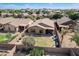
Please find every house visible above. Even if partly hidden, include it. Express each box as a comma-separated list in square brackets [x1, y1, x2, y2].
[4, 18, 33, 32]
[0, 17, 14, 31]
[31, 13, 37, 17]
[56, 16, 74, 29]
[0, 18, 33, 32]
[22, 13, 29, 18]
[27, 18, 59, 35]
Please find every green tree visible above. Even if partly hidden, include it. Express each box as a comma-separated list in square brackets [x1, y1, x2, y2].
[42, 10, 49, 14]
[36, 10, 41, 14]
[52, 13, 63, 19]
[14, 10, 22, 14]
[22, 37, 35, 46]
[65, 10, 75, 16]
[30, 48, 45, 56]
[27, 10, 33, 15]
[65, 10, 79, 23]
[68, 13, 79, 32]
[68, 13, 79, 22]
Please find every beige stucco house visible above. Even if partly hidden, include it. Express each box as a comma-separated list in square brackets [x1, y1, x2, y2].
[27, 18, 58, 35]
[5, 18, 33, 32]
[0, 18, 14, 31]
[56, 16, 74, 29]
[0, 18, 33, 32]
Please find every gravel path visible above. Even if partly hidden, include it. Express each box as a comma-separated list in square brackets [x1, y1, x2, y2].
[61, 32, 79, 48]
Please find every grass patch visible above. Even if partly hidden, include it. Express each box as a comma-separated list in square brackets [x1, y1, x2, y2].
[72, 33, 79, 46]
[33, 37, 55, 47]
[0, 33, 15, 43]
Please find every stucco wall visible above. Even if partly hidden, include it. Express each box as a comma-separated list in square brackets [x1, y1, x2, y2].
[4, 24, 16, 32]
[16, 45, 79, 56]
[28, 26, 45, 34]
[7, 46, 16, 56]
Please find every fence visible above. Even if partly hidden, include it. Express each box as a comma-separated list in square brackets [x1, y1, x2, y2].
[0, 44, 79, 56]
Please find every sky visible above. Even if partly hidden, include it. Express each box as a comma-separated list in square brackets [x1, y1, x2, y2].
[0, 3, 79, 9]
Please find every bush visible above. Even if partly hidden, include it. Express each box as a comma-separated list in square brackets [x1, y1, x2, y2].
[30, 48, 45, 56]
[72, 33, 79, 45]
[22, 37, 35, 46]
[52, 13, 63, 19]
[6, 33, 12, 39]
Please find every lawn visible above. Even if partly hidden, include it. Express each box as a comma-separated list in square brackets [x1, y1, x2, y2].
[0, 35, 8, 42]
[0, 33, 15, 43]
[33, 37, 55, 47]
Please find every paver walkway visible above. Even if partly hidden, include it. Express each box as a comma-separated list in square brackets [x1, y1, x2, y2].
[61, 32, 79, 48]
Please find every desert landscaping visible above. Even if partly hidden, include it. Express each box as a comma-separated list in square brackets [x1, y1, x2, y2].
[0, 8, 79, 56]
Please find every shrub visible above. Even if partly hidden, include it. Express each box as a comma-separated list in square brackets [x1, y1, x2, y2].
[30, 48, 45, 56]
[72, 33, 79, 45]
[6, 33, 12, 39]
[52, 13, 63, 19]
[22, 37, 35, 46]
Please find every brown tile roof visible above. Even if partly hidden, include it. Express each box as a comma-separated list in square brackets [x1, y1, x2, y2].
[29, 18, 55, 29]
[0, 17, 33, 27]
[56, 16, 71, 25]
[9, 18, 33, 27]
[22, 13, 29, 16]
[0, 17, 15, 24]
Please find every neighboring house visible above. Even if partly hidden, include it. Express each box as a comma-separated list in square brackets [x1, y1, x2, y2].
[56, 16, 74, 28]
[4, 18, 33, 32]
[31, 13, 37, 17]
[27, 18, 59, 35]
[0, 18, 33, 32]
[22, 13, 29, 18]
[0, 17, 14, 31]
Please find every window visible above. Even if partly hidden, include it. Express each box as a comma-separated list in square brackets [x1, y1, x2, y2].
[39, 30, 43, 34]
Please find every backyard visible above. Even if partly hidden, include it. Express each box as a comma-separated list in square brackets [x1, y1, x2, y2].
[22, 36, 55, 47]
[0, 33, 16, 43]
[33, 37, 55, 47]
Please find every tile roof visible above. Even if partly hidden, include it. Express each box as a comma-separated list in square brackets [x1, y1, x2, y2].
[29, 18, 55, 29]
[0, 17, 33, 27]
[56, 16, 71, 25]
